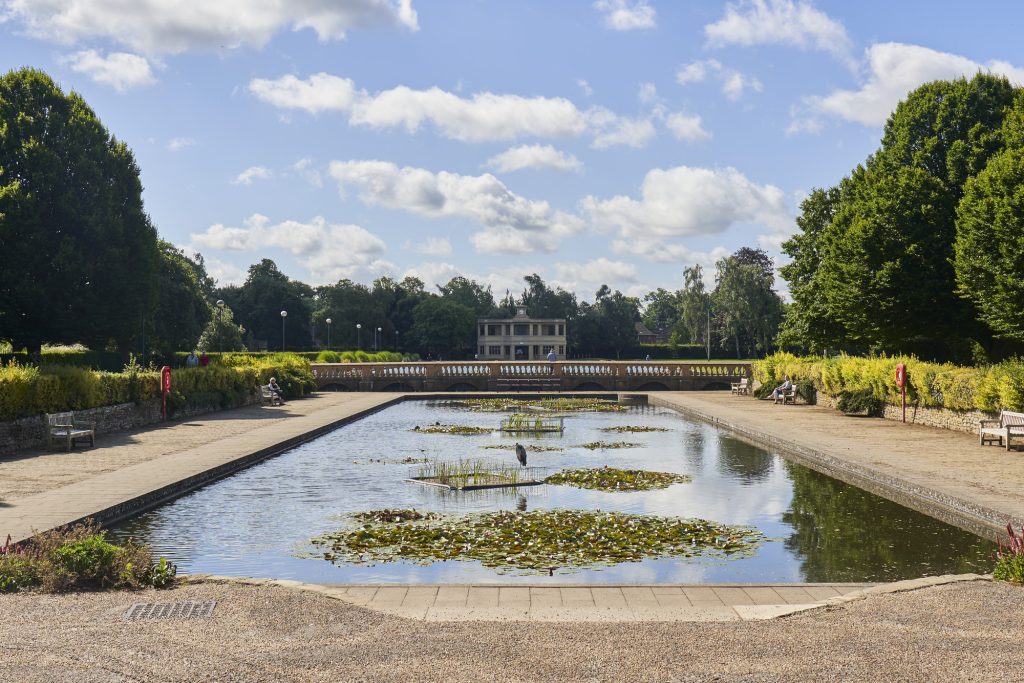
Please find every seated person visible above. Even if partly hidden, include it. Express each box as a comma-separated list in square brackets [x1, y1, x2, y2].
[771, 376, 793, 401]
[267, 377, 285, 403]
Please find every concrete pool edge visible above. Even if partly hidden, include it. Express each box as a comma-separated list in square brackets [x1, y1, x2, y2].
[648, 394, 1020, 541]
[179, 573, 988, 622]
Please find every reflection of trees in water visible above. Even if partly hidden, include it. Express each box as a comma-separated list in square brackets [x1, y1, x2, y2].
[716, 437, 775, 483]
[682, 429, 706, 468]
[782, 462, 995, 582]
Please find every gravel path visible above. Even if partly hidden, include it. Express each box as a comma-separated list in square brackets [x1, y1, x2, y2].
[2, 580, 1022, 682]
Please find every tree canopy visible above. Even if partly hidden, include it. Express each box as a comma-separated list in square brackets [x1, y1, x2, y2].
[0, 67, 159, 355]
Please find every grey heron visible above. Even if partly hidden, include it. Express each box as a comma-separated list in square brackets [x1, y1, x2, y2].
[515, 442, 527, 467]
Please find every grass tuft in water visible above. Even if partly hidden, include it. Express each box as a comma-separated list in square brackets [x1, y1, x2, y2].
[577, 440, 643, 450]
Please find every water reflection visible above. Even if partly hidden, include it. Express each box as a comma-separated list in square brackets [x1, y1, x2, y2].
[781, 462, 994, 581]
[716, 437, 775, 484]
[110, 400, 995, 584]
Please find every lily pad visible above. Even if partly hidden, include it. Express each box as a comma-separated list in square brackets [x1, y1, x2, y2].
[600, 425, 670, 433]
[577, 440, 643, 450]
[545, 467, 691, 491]
[311, 509, 764, 574]
[353, 509, 437, 523]
[415, 424, 492, 435]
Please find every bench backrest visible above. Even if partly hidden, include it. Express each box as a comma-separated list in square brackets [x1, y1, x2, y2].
[1000, 410, 1024, 426]
[739, 378, 748, 387]
[259, 386, 273, 397]
[47, 412, 73, 427]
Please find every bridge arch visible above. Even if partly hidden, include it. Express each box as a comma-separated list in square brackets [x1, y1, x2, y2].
[445, 382, 480, 392]
[573, 381, 607, 391]
[381, 382, 415, 392]
[636, 381, 670, 391]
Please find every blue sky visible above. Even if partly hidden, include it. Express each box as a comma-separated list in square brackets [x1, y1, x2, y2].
[3, 0, 1023, 300]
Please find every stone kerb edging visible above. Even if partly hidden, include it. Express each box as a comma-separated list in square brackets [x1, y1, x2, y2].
[181, 573, 989, 622]
[648, 396, 1020, 540]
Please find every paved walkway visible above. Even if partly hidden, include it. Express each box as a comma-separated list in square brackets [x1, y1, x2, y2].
[652, 392, 1024, 538]
[210, 577, 890, 622]
[0, 393, 400, 544]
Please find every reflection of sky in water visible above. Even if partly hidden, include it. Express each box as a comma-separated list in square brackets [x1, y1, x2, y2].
[111, 401, 995, 584]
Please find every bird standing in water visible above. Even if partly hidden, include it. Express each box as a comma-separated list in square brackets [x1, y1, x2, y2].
[515, 442, 527, 467]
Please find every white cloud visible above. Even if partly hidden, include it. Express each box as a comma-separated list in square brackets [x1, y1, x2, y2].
[594, 0, 656, 31]
[588, 108, 656, 148]
[190, 213, 386, 283]
[409, 237, 453, 256]
[638, 82, 658, 104]
[705, 0, 854, 68]
[801, 43, 1024, 128]
[402, 261, 531, 296]
[582, 165, 791, 238]
[553, 258, 637, 291]
[577, 79, 593, 97]
[249, 73, 357, 114]
[664, 112, 711, 142]
[231, 165, 272, 186]
[611, 239, 731, 266]
[485, 144, 583, 173]
[4, 0, 418, 54]
[676, 59, 763, 100]
[250, 72, 656, 147]
[329, 160, 583, 254]
[61, 49, 155, 91]
[292, 158, 323, 188]
[166, 137, 195, 151]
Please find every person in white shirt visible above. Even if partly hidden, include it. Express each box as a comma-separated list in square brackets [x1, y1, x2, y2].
[771, 375, 792, 401]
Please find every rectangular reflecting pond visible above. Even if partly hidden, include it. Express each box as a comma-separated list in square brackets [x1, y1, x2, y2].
[110, 400, 995, 584]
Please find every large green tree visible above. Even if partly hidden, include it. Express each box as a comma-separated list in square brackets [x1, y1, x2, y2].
[408, 296, 476, 358]
[677, 265, 710, 346]
[780, 73, 1017, 360]
[150, 241, 212, 356]
[216, 259, 313, 350]
[0, 68, 159, 354]
[713, 250, 783, 358]
[954, 145, 1024, 342]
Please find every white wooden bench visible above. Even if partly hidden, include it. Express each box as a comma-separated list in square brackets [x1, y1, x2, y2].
[730, 378, 749, 395]
[258, 385, 282, 406]
[774, 386, 797, 405]
[47, 412, 96, 452]
[979, 410, 1024, 450]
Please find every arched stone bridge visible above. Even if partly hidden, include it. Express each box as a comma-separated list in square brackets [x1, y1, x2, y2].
[312, 361, 751, 393]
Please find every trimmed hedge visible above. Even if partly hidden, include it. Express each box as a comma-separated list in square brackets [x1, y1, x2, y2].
[0, 355, 316, 421]
[0, 350, 124, 371]
[753, 352, 1024, 413]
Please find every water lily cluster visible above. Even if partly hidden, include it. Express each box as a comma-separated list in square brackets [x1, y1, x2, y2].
[577, 441, 642, 450]
[312, 509, 764, 574]
[600, 425, 670, 433]
[415, 424, 492, 435]
[545, 467, 691, 491]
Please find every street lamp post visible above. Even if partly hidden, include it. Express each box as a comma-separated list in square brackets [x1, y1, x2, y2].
[375, 326, 381, 352]
[356, 323, 362, 350]
[280, 310, 288, 351]
[395, 329, 399, 352]
[326, 318, 332, 350]
[216, 300, 225, 354]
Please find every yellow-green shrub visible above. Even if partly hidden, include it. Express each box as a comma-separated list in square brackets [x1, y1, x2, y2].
[753, 353, 1024, 413]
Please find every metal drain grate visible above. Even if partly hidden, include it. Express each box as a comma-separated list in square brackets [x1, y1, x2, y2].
[124, 600, 217, 621]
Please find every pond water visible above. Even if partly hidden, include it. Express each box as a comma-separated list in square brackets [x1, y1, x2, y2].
[110, 400, 996, 584]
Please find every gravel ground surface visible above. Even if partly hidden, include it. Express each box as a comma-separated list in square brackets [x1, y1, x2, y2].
[2, 580, 1022, 682]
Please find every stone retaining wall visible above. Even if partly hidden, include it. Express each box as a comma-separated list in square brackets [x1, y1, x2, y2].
[816, 394, 989, 435]
[0, 396, 258, 456]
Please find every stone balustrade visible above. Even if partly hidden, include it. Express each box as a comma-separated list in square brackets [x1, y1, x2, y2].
[311, 361, 750, 392]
